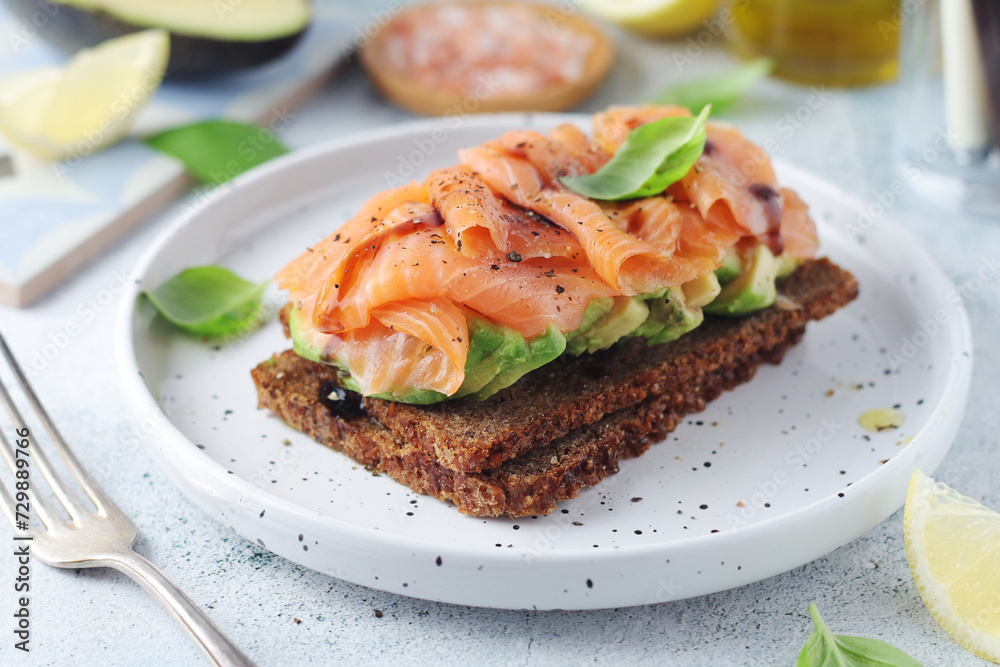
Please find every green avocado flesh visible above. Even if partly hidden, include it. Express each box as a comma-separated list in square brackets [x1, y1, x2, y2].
[714, 248, 742, 285]
[3, 0, 311, 76]
[290, 243, 799, 404]
[704, 244, 779, 316]
[457, 322, 566, 401]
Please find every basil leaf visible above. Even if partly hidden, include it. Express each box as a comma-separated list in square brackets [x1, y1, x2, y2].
[797, 603, 923, 667]
[560, 105, 710, 201]
[145, 120, 288, 185]
[144, 266, 268, 338]
[652, 57, 773, 115]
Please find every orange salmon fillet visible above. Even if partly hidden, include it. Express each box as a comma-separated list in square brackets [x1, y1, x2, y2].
[276, 106, 820, 399]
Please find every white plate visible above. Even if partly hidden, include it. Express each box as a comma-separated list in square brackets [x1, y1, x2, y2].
[117, 115, 973, 610]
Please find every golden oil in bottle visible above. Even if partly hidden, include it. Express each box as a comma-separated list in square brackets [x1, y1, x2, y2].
[724, 0, 901, 87]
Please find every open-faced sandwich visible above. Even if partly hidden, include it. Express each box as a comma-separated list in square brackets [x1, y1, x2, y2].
[252, 105, 859, 517]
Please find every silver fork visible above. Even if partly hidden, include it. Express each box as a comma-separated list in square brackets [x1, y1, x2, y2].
[0, 332, 256, 666]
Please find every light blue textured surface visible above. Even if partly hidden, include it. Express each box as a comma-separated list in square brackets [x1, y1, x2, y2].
[1, 4, 998, 666]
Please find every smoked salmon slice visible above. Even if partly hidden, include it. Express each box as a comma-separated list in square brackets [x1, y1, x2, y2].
[460, 140, 704, 293]
[778, 187, 820, 260]
[592, 104, 692, 153]
[594, 106, 792, 255]
[276, 106, 820, 402]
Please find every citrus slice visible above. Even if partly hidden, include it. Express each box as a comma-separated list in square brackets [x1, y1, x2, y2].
[904, 468, 1000, 663]
[0, 29, 170, 161]
[579, 0, 721, 37]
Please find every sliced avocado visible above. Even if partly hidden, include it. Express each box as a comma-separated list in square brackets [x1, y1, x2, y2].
[564, 297, 614, 356]
[452, 318, 528, 398]
[565, 296, 647, 356]
[465, 324, 566, 402]
[288, 305, 327, 364]
[681, 272, 721, 309]
[714, 247, 742, 286]
[357, 383, 447, 405]
[3, 0, 311, 76]
[775, 253, 800, 279]
[704, 243, 777, 316]
[636, 289, 703, 344]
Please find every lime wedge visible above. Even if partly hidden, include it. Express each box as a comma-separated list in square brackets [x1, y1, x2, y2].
[0, 29, 170, 161]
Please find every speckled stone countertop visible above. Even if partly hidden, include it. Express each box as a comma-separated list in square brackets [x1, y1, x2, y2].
[2, 7, 999, 666]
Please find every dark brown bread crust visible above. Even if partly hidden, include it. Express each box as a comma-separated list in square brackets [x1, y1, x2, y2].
[361, 258, 859, 472]
[253, 258, 858, 517]
[251, 325, 800, 517]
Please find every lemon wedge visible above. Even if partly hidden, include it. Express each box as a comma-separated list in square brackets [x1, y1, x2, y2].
[904, 468, 1000, 663]
[0, 29, 170, 161]
[579, 0, 721, 37]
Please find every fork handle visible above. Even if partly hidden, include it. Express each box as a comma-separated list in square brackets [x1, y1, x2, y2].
[104, 549, 256, 666]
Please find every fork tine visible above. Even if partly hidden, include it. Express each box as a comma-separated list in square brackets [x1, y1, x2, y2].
[0, 332, 111, 517]
[0, 426, 59, 529]
[0, 333, 114, 511]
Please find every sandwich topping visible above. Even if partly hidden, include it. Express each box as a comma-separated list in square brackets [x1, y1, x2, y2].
[277, 105, 820, 403]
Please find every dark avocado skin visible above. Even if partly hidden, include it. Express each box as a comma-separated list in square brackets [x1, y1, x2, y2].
[2, 0, 308, 77]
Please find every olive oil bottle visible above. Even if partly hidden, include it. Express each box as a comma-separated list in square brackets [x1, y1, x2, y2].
[724, 0, 902, 87]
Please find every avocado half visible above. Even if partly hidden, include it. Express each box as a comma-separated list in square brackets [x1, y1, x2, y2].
[3, 0, 312, 77]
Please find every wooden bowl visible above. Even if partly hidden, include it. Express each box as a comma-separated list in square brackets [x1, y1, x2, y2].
[359, 1, 616, 116]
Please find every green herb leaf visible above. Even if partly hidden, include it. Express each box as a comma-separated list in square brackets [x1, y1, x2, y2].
[651, 57, 773, 115]
[560, 105, 710, 201]
[144, 266, 268, 338]
[144, 120, 288, 185]
[797, 603, 923, 667]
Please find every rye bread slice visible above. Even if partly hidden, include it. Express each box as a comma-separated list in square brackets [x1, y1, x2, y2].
[251, 324, 801, 517]
[359, 258, 858, 472]
[252, 257, 857, 516]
